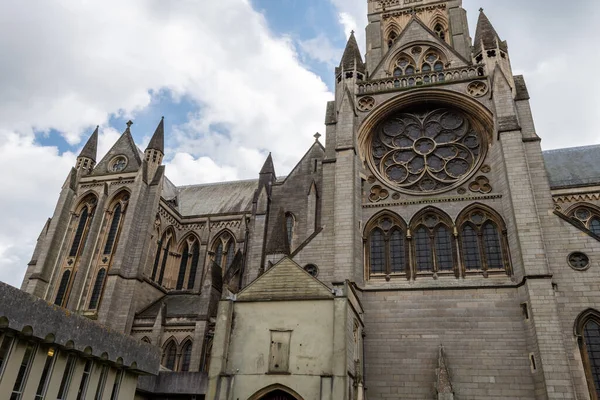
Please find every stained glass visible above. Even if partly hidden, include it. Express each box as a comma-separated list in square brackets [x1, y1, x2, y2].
[435, 226, 453, 271]
[54, 270, 71, 306]
[69, 207, 89, 257]
[389, 229, 405, 273]
[483, 222, 503, 269]
[370, 229, 385, 274]
[462, 225, 480, 270]
[584, 320, 600, 397]
[88, 269, 106, 309]
[414, 227, 433, 272]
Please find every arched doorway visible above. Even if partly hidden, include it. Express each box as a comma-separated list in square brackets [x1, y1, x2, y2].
[260, 389, 297, 400]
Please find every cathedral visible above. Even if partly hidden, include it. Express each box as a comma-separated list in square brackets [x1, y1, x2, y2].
[7, 0, 600, 399]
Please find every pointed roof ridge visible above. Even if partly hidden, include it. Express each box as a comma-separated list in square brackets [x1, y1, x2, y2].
[339, 31, 365, 74]
[147, 116, 164, 153]
[260, 152, 276, 175]
[78, 126, 99, 161]
[474, 8, 507, 54]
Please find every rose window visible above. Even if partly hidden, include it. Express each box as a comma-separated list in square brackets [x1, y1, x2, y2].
[369, 107, 487, 193]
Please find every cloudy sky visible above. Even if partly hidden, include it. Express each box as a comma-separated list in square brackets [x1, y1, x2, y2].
[0, 0, 598, 287]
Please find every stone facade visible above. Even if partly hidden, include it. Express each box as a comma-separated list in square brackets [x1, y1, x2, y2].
[14, 1, 600, 399]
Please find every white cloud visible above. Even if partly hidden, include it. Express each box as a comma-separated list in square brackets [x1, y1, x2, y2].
[299, 35, 341, 66]
[0, 0, 333, 286]
[328, 0, 367, 51]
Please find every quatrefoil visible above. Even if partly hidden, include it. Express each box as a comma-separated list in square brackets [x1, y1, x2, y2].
[369, 185, 389, 202]
[469, 176, 492, 194]
[358, 96, 376, 112]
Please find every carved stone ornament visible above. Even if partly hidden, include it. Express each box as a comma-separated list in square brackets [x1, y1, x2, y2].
[368, 107, 487, 194]
[467, 81, 488, 97]
[358, 96, 376, 112]
[369, 185, 390, 202]
[469, 176, 492, 194]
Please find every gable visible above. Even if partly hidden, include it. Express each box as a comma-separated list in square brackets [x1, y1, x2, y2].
[237, 257, 333, 301]
[91, 130, 143, 176]
[371, 18, 470, 80]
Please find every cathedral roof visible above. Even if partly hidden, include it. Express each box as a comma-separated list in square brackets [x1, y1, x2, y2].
[137, 293, 202, 318]
[473, 9, 508, 54]
[146, 117, 164, 153]
[543, 144, 600, 188]
[173, 179, 259, 216]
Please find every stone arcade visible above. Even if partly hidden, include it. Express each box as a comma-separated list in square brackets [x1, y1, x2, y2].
[4, 0, 600, 399]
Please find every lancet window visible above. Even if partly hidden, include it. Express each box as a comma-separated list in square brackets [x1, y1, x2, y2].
[212, 233, 236, 274]
[576, 310, 600, 399]
[387, 31, 398, 48]
[434, 23, 447, 41]
[162, 339, 177, 371]
[421, 52, 444, 73]
[176, 236, 201, 290]
[285, 212, 295, 248]
[365, 206, 511, 280]
[54, 194, 97, 307]
[151, 229, 175, 286]
[86, 192, 129, 310]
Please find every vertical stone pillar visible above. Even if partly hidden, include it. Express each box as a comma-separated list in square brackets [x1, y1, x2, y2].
[331, 297, 347, 398]
[21, 345, 48, 399]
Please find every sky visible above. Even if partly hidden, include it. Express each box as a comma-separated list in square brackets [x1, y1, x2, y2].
[0, 0, 598, 288]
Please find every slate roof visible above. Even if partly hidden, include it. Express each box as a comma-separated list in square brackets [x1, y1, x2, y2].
[338, 32, 366, 74]
[170, 179, 259, 216]
[137, 293, 203, 318]
[147, 117, 164, 153]
[473, 9, 508, 54]
[79, 126, 98, 161]
[543, 145, 600, 188]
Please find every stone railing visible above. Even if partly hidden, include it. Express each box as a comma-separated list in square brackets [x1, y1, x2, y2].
[357, 65, 485, 95]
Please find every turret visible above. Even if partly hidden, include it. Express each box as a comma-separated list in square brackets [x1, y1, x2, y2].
[145, 117, 165, 179]
[336, 31, 366, 88]
[473, 8, 514, 88]
[76, 126, 98, 174]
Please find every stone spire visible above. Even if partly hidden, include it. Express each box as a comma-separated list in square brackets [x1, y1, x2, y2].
[147, 116, 164, 153]
[78, 126, 98, 162]
[260, 152, 275, 176]
[473, 8, 507, 55]
[337, 31, 366, 75]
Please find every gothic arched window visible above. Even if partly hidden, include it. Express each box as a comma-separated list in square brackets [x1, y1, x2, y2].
[410, 209, 455, 276]
[576, 310, 600, 399]
[285, 213, 295, 248]
[457, 206, 511, 276]
[69, 207, 90, 257]
[103, 204, 122, 255]
[393, 56, 416, 77]
[434, 23, 446, 41]
[569, 205, 600, 239]
[422, 51, 444, 73]
[88, 268, 106, 309]
[180, 341, 193, 372]
[212, 233, 236, 274]
[388, 31, 398, 48]
[54, 270, 71, 306]
[162, 339, 177, 371]
[365, 212, 408, 278]
[176, 236, 201, 291]
[151, 229, 174, 286]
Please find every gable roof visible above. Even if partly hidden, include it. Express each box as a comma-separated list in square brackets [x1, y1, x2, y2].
[173, 179, 259, 216]
[237, 257, 333, 301]
[91, 126, 143, 176]
[543, 145, 600, 188]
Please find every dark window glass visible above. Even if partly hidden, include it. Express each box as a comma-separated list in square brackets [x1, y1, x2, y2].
[94, 365, 109, 400]
[76, 360, 93, 400]
[584, 320, 600, 397]
[286, 214, 294, 246]
[69, 207, 89, 257]
[225, 241, 235, 270]
[11, 342, 36, 400]
[393, 68, 402, 77]
[483, 222, 503, 269]
[414, 227, 433, 272]
[434, 62, 444, 72]
[0, 335, 14, 374]
[214, 242, 223, 267]
[55, 270, 71, 306]
[181, 342, 192, 372]
[103, 204, 122, 255]
[88, 269, 106, 310]
[435, 226, 453, 271]
[164, 342, 177, 370]
[158, 240, 171, 285]
[389, 229, 405, 273]
[110, 369, 123, 400]
[462, 225, 481, 270]
[187, 242, 200, 290]
[369, 229, 385, 274]
[176, 243, 189, 290]
[57, 354, 77, 400]
[35, 347, 56, 400]
[422, 64, 431, 72]
[591, 217, 600, 236]
[405, 66, 415, 75]
[151, 239, 162, 280]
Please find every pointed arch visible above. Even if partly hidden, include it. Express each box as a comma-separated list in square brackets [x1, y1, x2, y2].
[429, 14, 449, 42]
[576, 309, 600, 399]
[456, 203, 511, 276]
[364, 210, 408, 279]
[151, 226, 176, 285]
[409, 207, 456, 276]
[211, 230, 236, 272]
[141, 336, 151, 344]
[248, 384, 305, 400]
[179, 337, 193, 372]
[565, 202, 600, 238]
[54, 270, 71, 306]
[285, 212, 296, 249]
[161, 337, 178, 371]
[383, 21, 403, 50]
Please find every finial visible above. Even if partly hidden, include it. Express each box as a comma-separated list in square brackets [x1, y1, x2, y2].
[126, 120, 133, 129]
[351, 30, 355, 35]
[314, 132, 322, 141]
[479, 7, 484, 12]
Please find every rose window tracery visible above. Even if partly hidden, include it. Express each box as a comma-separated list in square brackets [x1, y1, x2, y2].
[369, 107, 487, 193]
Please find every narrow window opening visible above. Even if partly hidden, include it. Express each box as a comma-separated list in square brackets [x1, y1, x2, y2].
[176, 243, 189, 290]
[529, 353, 537, 371]
[88, 269, 106, 310]
[181, 342, 192, 372]
[55, 270, 72, 306]
[11, 342, 37, 399]
[94, 365, 109, 400]
[57, 354, 77, 400]
[187, 242, 200, 290]
[414, 227, 433, 272]
[0, 335, 14, 375]
[34, 347, 56, 400]
[521, 303, 529, 320]
[110, 369, 123, 400]
[69, 207, 89, 257]
[103, 204, 122, 255]
[76, 360, 93, 400]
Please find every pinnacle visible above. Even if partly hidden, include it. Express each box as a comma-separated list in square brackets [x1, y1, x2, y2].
[260, 152, 275, 175]
[474, 8, 507, 54]
[146, 116, 165, 153]
[78, 126, 98, 161]
[339, 31, 365, 74]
